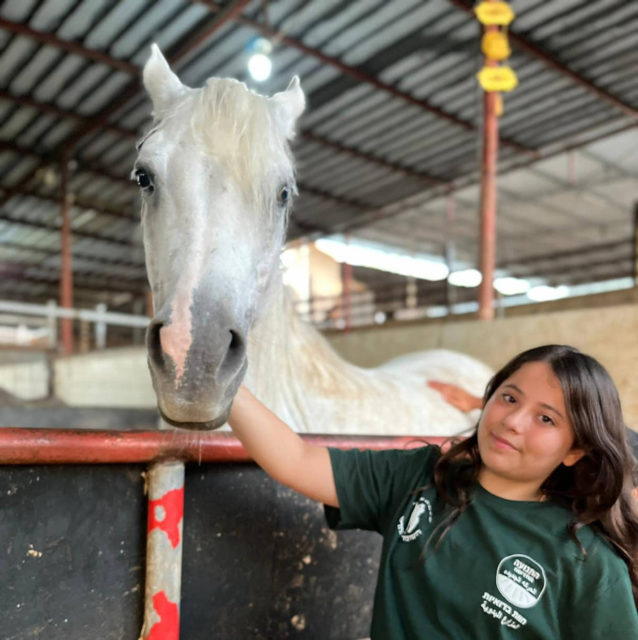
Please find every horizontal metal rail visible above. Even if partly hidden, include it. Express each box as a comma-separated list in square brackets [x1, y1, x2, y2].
[0, 300, 149, 328]
[0, 429, 445, 465]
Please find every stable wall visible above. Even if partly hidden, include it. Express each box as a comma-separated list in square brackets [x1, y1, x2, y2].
[0, 351, 49, 400]
[54, 346, 155, 407]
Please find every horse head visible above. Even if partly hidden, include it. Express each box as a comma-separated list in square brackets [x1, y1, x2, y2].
[135, 45, 304, 429]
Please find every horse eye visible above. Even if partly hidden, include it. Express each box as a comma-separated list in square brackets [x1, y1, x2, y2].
[135, 169, 154, 192]
[278, 186, 290, 206]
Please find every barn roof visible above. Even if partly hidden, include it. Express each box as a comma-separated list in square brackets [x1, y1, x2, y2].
[0, 0, 636, 312]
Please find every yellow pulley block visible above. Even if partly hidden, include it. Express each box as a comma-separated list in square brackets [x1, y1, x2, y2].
[475, 1, 515, 26]
[477, 66, 518, 92]
[481, 31, 511, 61]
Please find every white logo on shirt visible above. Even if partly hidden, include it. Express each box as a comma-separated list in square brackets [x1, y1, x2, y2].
[496, 554, 547, 608]
[397, 497, 432, 542]
[479, 554, 546, 631]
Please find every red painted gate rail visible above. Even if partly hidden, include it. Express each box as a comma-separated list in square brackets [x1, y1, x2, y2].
[0, 428, 447, 464]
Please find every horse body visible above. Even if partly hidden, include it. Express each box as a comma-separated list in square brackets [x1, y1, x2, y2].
[136, 45, 492, 435]
[245, 283, 492, 435]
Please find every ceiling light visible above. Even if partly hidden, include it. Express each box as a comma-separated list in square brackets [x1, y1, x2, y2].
[494, 276, 530, 295]
[526, 285, 569, 301]
[314, 238, 449, 281]
[248, 38, 272, 82]
[448, 269, 482, 287]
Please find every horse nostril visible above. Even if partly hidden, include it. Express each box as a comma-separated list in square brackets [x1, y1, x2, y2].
[146, 320, 165, 367]
[229, 330, 242, 353]
[217, 329, 246, 380]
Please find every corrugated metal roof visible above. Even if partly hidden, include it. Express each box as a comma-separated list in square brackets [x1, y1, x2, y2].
[0, 0, 636, 313]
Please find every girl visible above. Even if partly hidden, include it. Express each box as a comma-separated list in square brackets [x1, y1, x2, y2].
[228, 344, 638, 638]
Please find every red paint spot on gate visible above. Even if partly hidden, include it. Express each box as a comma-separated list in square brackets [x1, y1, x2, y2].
[147, 591, 179, 640]
[148, 487, 184, 548]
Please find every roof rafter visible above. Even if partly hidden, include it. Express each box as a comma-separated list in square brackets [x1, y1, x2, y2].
[0, 17, 138, 74]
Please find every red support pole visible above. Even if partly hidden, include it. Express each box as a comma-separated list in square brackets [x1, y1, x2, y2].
[477, 14, 499, 322]
[59, 157, 74, 354]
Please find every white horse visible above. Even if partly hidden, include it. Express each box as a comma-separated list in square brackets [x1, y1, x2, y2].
[134, 45, 493, 435]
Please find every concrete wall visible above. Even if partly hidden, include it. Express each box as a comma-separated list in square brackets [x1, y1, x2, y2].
[0, 352, 49, 400]
[0, 347, 155, 408]
[326, 302, 638, 429]
[54, 346, 155, 407]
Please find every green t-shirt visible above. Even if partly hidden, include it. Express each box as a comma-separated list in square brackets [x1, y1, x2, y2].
[326, 446, 638, 640]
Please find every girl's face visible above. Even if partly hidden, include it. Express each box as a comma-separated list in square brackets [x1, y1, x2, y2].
[477, 361, 585, 500]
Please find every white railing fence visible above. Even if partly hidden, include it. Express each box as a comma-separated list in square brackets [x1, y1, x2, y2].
[0, 300, 150, 350]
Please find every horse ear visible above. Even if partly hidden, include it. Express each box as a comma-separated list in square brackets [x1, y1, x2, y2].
[270, 76, 305, 139]
[143, 44, 187, 117]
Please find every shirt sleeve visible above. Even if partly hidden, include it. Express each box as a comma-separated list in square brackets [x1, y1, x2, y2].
[570, 567, 638, 638]
[325, 445, 439, 534]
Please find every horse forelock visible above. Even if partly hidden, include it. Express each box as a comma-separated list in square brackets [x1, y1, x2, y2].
[186, 78, 296, 214]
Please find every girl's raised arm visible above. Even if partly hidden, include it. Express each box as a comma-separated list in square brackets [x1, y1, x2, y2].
[228, 387, 338, 507]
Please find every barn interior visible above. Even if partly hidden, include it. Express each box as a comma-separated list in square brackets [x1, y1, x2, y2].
[1, 1, 637, 638]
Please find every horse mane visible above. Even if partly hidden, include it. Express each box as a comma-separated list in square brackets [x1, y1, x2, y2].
[188, 78, 296, 211]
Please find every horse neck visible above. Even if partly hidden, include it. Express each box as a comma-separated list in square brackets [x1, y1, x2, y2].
[245, 274, 362, 425]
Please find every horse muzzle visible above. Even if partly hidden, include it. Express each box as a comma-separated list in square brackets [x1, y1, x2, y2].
[145, 312, 248, 430]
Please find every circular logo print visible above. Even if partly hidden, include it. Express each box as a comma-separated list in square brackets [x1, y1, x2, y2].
[496, 554, 546, 609]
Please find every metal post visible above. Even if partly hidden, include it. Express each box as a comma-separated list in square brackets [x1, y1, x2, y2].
[405, 277, 417, 309]
[79, 319, 90, 353]
[46, 299, 57, 349]
[477, 8, 499, 322]
[139, 460, 185, 640]
[95, 303, 107, 349]
[342, 234, 352, 331]
[146, 290, 154, 318]
[59, 157, 74, 354]
[445, 193, 456, 313]
[0, 429, 445, 464]
[133, 299, 144, 344]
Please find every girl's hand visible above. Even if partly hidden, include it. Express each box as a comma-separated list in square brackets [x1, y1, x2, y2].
[427, 380, 482, 413]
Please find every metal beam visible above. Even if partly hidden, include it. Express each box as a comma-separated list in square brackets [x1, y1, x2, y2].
[59, 157, 73, 354]
[0, 90, 136, 138]
[3, 185, 137, 222]
[0, 429, 439, 465]
[0, 141, 136, 204]
[2, 267, 147, 291]
[192, 0, 535, 157]
[0, 241, 144, 270]
[477, 8, 499, 322]
[0, 211, 138, 247]
[499, 239, 631, 269]
[298, 182, 370, 211]
[300, 131, 448, 187]
[0, 18, 138, 74]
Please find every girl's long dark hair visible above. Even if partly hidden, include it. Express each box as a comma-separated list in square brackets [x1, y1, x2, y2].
[432, 345, 638, 606]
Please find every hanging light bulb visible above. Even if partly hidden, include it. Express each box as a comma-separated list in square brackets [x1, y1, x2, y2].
[248, 38, 272, 82]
